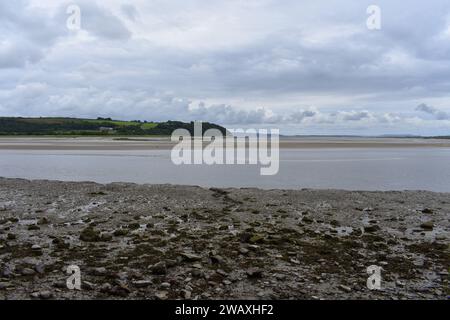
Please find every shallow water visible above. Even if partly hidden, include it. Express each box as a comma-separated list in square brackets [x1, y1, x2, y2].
[0, 148, 450, 191]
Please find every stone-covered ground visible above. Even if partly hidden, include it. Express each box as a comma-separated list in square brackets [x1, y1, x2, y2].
[0, 178, 448, 300]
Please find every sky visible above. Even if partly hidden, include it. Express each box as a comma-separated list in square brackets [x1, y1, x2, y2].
[1, 0, 450, 135]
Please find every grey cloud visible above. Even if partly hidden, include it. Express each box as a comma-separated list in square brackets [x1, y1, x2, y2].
[416, 103, 450, 120]
[289, 109, 317, 123]
[342, 111, 371, 121]
[74, 1, 132, 40]
[0, 1, 67, 68]
[121, 4, 139, 21]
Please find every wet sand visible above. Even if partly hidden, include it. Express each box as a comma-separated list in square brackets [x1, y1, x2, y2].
[0, 178, 448, 300]
[0, 137, 449, 150]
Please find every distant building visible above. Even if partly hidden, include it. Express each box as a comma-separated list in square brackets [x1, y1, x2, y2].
[99, 127, 114, 133]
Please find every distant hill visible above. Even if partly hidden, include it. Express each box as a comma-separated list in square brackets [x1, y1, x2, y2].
[0, 117, 227, 136]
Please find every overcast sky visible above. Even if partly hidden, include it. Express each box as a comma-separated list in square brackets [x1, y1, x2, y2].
[1, 0, 450, 135]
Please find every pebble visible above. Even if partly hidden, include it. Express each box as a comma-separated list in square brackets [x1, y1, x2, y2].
[180, 253, 202, 262]
[93, 267, 107, 276]
[132, 280, 152, 288]
[0, 282, 11, 290]
[155, 291, 168, 300]
[184, 290, 192, 299]
[420, 221, 434, 230]
[31, 291, 53, 299]
[339, 285, 352, 292]
[21, 268, 36, 276]
[150, 261, 167, 275]
[239, 247, 249, 255]
[246, 268, 263, 279]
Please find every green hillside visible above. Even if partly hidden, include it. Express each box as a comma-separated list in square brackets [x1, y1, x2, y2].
[0, 117, 227, 136]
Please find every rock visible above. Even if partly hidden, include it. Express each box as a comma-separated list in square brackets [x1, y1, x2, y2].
[160, 282, 171, 288]
[216, 269, 228, 277]
[275, 274, 286, 281]
[99, 283, 112, 293]
[0, 282, 11, 290]
[31, 244, 41, 251]
[180, 253, 202, 262]
[150, 261, 167, 275]
[396, 280, 405, 287]
[112, 281, 131, 296]
[37, 217, 49, 225]
[92, 267, 107, 276]
[421, 208, 433, 214]
[1, 266, 13, 278]
[239, 247, 249, 255]
[34, 263, 46, 274]
[330, 220, 341, 227]
[246, 268, 263, 279]
[249, 234, 264, 244]
[191, 269, 203, 278]
[53, 281, 67, 289]
[132, 280, 152, 288]
[80, 227, 101, 242]
[184, 290, 192, 299]
[82, 281, 95, 290]
[127, 223, 140, 230]
[31, 291, 53, 299]
[364, 225, 380, 233]
[155, 291, 168, 300]
[302, 217, 313, 224]
[420, 221, 434, 230]
[436, 235, 446, 241]
[7, 233, 16, 240]
[39, 291, 53, 299]
[100, 233, 113, 241]
[113, 229, 129, 237]
[21, 268, 36, 276]
[166, 259, 178, 268]
[210, 255, 225, 264]
[28, 225, 40, 231]
[339, 285, 352, 293]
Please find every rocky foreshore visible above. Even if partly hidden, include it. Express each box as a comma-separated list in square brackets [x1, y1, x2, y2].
[0, 178, 448, 300]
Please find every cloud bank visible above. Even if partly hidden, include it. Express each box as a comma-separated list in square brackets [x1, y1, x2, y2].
[1, 0, 450, 135]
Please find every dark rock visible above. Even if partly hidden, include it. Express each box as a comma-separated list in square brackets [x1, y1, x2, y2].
[150, 261, 167, 275]
[364, 225, 381, 233]
[246, 268, 263, 279]
[420, 221, 434, 230]
[7, 233, 16, 240]
[80, 227, 101, 242]
[180, 253, 202, 262]
[113, 229, 129, 237]
[132, 280, 152, 288]
[100, 233, 113, 241]
[127, 223, 140, 230]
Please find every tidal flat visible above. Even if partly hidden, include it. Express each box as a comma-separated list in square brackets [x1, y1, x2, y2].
[0, 178, 448, 300]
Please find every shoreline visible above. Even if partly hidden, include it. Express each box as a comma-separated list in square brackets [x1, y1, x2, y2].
[0, 178, 448, 300]
[1, 137, 450, 150]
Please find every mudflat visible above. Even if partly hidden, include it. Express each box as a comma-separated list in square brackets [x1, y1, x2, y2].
[0, 178, 448, 299]
[0, 137, 450, 150]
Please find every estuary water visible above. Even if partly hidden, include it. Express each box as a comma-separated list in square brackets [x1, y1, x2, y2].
[0, 147, 449, 191]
